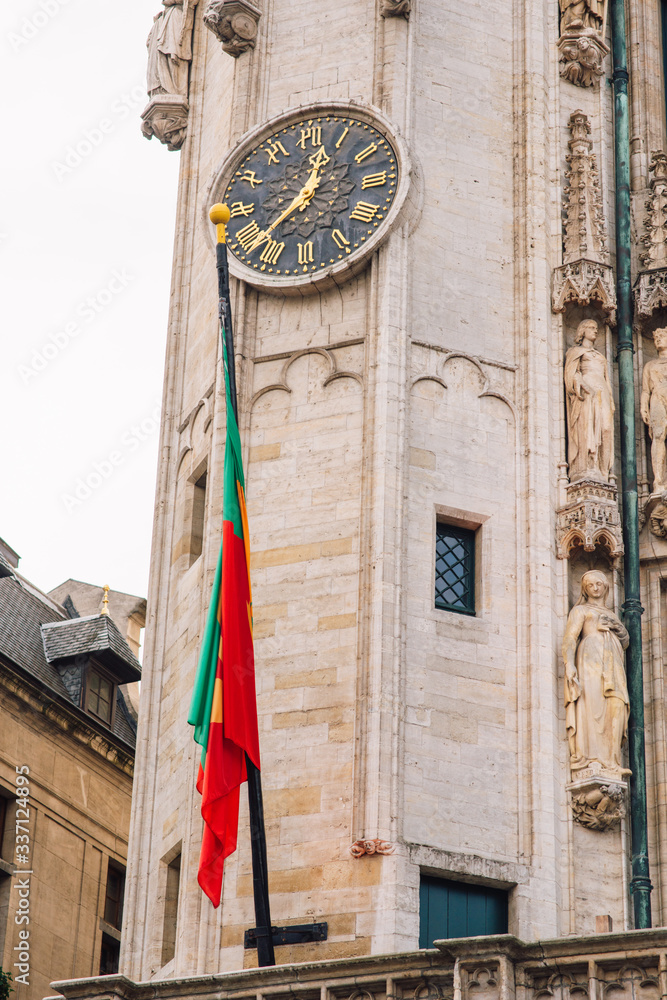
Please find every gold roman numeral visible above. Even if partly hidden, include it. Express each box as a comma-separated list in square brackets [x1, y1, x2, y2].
[266, 140, 290, 165]
[349, 201, 379, 223]
[331, 229, 351, 253]
[297, 126, 322, 150]
[354, 143, 378, 164]
[298, 241, 314, 264]
[259, 239, 285, 265]
[335, 127, 349, 149]
[230, 201, 255, 217]
[239, 169, 263, 188]
[236, 220, 263, 250]
[361, 171, 387, 190]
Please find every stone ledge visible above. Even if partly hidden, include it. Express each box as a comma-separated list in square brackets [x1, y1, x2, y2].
[50, 931, 667, 1000]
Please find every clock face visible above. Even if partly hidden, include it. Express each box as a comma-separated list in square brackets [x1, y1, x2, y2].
[221, 114, 400, 282]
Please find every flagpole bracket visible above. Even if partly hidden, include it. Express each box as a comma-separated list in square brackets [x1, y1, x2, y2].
[244, 922, 328, 949]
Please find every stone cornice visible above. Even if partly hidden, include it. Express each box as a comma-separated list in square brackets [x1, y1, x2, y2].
[0, 658, 134, 776]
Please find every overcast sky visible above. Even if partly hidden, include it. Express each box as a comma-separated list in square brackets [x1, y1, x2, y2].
[2, 0, 181, 601]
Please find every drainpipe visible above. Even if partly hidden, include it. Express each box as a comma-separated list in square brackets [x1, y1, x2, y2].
[610, 0, 653, 929]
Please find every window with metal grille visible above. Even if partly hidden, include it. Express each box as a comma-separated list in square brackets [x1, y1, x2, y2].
[435, 523, 475, 615]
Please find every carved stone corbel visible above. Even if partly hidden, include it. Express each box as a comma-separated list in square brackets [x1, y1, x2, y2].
[141, 95, 190, 152]
[568, 773, 626, 831]
[634, 152, 667, 320]
[380, 0, 411, 17]
[552, 111, 616, 321]
[203, 0, 260, 57]
[558, 33, 609, 88]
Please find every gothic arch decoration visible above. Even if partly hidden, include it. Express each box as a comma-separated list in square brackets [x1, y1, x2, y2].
[535, 973, 589, 1000]
[176, 386, 215, 474]
[250, 346, 364, 409]
[604, 968, 659, 1000]
[410, 349, 515, 422]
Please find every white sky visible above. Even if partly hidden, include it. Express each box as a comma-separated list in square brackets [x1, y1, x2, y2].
[1, 0, 181, 600]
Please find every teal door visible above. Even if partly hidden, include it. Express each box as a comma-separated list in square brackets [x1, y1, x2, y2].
[419, 876, 508, 947]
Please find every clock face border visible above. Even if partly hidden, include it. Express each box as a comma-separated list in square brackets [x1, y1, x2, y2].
[204, 101, 412, 295]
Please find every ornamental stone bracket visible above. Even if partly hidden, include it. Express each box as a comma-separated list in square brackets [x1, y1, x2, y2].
[350, 839, 395, 857]
[553, 111, 616, 321]
[634, 152, 667, 320]
[380, 0, 411, 17]
[556, 479, 623, 563]
[558, 31, 609, 88]
[567, 771, 627, 831]
[641, 491, 667, 537]
[203, 0, 260, 57]
[140, 95, 190, 151]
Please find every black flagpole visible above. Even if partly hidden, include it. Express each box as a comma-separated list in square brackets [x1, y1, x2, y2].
[209, 204, 276, 968]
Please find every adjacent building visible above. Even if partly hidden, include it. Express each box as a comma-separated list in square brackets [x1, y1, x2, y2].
[0, 544, 142, 999]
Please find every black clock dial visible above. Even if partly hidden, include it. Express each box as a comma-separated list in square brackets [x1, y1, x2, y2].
[222, 115, 399, 277]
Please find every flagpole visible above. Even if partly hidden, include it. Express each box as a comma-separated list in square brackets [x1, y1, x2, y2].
[209, 204, 276, 968]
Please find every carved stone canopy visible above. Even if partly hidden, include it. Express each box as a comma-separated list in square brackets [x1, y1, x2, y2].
[556, 479, 623, 563]
[380, 0, 411, 16]
[552, 260, 616, 320]
[553, 111, 616, 319]
[141, 95, 189, 151]
[203, 0, 260, 56]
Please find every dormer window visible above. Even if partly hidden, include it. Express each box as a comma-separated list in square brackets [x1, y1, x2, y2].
[86, 668, 114, 723]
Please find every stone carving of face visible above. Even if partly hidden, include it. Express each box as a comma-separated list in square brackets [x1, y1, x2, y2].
[576, 319, 598, 346]
[654, 327, 667, 351]
[581, 570, 608, 602]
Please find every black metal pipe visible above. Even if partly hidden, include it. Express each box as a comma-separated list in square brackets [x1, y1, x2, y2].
[610, 0, 652, 928]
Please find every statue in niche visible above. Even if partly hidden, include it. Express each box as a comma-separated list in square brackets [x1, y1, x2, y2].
[560, 0, 604, 33]
[564, 319, 615, 482]
[562, 570, 630, 777]
[641, 327, 667, 493]
[147, 0, 197, 98]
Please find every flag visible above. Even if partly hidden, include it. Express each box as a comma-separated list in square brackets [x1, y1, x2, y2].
[187, 332, 260, 907]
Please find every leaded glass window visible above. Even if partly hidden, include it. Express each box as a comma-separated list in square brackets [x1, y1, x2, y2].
[435, 523, 475, 615]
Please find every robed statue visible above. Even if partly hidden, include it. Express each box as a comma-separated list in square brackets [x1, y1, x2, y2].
[564, 319, 615, 482]
[562, 570, 630, 776]
[560, 0, 605, 33]
[147, 0, 198, 98]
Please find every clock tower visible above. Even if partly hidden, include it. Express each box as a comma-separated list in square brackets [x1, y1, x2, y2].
[119, 0, 667, 983]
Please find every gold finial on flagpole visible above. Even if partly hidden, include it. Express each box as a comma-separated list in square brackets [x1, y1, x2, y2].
[100, 584, 110, 616]
[210, 203, 230, 244]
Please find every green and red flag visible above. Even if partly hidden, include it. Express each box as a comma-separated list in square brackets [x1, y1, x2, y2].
[187, 336, 260, 908]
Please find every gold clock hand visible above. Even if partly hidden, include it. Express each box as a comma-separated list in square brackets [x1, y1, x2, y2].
[246, 147, 330, 252]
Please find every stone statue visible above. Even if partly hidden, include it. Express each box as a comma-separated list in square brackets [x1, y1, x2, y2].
[641, 327, 667, 493]
[560, 0, 605, 33]
[564, 319, 615, 482]
[562, 570, 630, 776]
[147, 0, 197, 98]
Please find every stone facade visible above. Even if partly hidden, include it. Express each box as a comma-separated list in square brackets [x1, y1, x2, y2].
[66, 0, 667, 986]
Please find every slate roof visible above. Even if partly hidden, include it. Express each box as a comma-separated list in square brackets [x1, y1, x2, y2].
[42, 614, 142, 683]
[0, 572, 137, 751]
